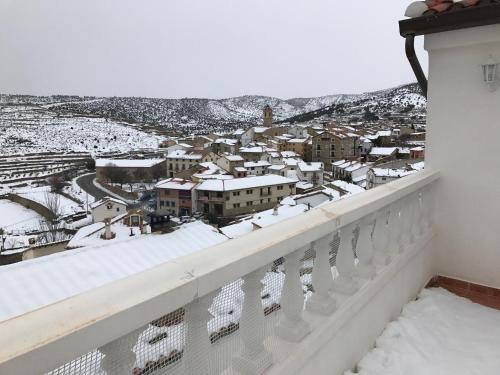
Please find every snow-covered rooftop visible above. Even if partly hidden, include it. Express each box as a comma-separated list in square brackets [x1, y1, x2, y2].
[155, 178, 196, 190]
[95, 159, 164, 168]
[244, 161, 271, 168]
[224, 154, 244, 162]
[220, 204, 308, 239]
[196, 175, 297, 192]
[166, 150, 202, 160]
[89, 196, 127, 210]
[331, 180, 365, 195]
[0, 221, 228, 322]
[369, 147, 398, 156]
[298, 162, 323, 172]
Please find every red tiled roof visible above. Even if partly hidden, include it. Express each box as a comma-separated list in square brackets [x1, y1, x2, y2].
[406, 0, 483, 18]
[400, 0, 500, 36]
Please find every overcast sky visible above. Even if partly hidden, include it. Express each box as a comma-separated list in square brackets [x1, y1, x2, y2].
[0, 0, 427, 99]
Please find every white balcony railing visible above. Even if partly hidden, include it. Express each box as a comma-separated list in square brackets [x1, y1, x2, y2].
[0, 170, 439, 375]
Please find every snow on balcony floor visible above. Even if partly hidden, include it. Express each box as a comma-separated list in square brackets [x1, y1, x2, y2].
[347, 288, 500, 375]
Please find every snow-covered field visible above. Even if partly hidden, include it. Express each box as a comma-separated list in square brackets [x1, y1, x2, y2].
[15, 186, 84, 217]
[0, 199, 44, 233]
[347, 288, 500, 375]
[0, 105, 165, 155]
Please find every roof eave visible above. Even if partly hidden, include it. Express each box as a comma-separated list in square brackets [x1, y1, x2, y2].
[399, 2, 500, 37]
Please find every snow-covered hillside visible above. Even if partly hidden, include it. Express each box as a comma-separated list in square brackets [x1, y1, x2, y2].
[0, 83, 426, 147]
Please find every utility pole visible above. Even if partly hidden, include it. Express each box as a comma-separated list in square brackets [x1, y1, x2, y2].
[0, 228, 6, 254]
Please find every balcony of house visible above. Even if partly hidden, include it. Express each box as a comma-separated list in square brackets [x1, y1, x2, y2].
[0, 169, 454, 375]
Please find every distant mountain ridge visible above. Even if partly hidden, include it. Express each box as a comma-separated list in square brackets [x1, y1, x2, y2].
[0, 83, 426, 134]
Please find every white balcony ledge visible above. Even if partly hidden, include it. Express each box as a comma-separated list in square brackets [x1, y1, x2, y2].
[0, 169, 439, 375]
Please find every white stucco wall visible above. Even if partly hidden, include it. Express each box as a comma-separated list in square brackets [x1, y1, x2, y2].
[91, 202, 127, 223]
[425, 24, 500, 288]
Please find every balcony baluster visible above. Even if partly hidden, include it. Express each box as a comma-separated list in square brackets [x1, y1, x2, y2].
[306, 235, 337, 315]
[98, 329, 141, 375]
[183, 292, 218, 375]
[355, 216, 376, 279]
[388, 203, 402, 255]
[232, 267, 273, 375]
[332, 224, 358, 295]
[373, 209, 391, 266]
[276, 246, 311, 342]
[401, 196, 414, 249]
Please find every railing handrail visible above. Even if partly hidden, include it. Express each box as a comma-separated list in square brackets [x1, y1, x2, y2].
[0, 169, 439, 375]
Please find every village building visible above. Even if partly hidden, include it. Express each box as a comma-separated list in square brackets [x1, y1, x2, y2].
[282, 138, 309, 157]
[368, 147, 398, 162]
[211, 138, 239, 154]
[311, 131, 360, 171]
[263, 105, 273, 127]
[90, 197, 128, 223]
[365, 161, 424, 190]
[296, 162, 324, 186]
[155, 178, 197, 217]
[215, 154, 244, 174]
[243, 160, 271, 176]
[195, 175, 297, 219]
[166, 150, 203, 178]
[332, 160, 373, 182]
[410, 146, 425, 159]
[239, 146, 268, 162]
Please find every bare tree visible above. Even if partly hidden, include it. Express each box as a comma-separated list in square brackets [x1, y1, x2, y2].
[37, 220, 69, 244]
[101, 163, 129, 188]
[45, 192, 61, 218]
[48, 175, 65, 193]
[101, 162, 118, 183]
[134, 168, 148, 182]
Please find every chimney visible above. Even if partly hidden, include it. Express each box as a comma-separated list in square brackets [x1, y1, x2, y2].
[104, 218, 113, 240]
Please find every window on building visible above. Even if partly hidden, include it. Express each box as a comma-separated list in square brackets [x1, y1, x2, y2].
[116, 207, 120, 212]
[246, 201, 253, 206]
[246, 189, 253, 194]
[233, 191, 240, 196]
[171, 201, 176, 207]
[316, 144, 321, 150]
[233, 203, 240, 208]
[277, 185, 283, 190]
[216, 192, 223, 198]
[289, 184, 294, 189]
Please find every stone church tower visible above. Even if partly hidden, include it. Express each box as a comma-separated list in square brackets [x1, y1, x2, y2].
[263, 105, 273, 127]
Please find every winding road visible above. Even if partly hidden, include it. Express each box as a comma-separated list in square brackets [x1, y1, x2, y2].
[76, 173, 149, 210]
[76, 173, 108, 201]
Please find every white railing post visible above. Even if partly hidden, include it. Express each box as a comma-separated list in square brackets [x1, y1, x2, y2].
[421, 186, 435, 234]
[233, 267, 272, 375]
[411, 193, 422, 239]
[332, 224, 358, 295]
[355, 216, 376, 279]
[401, 195, 414, 249]
[99, 329, 141, 375]
[306, 236, 336, 315]
[276, 246, 311, 342]
[183, 291, 218, 375]
[388, 202, 402, 255]
[373, 209, 390, 266]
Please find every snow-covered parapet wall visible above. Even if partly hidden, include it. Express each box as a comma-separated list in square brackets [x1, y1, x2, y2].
[0, 170, 439, 375]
